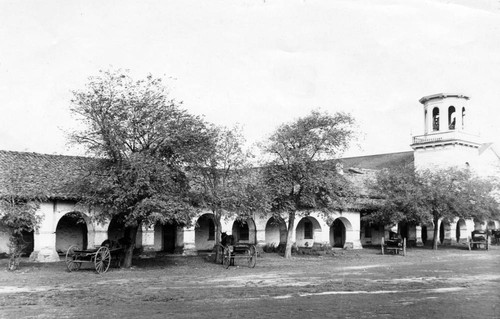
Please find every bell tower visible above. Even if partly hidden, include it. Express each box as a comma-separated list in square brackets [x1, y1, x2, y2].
[411, 93, 482, 169]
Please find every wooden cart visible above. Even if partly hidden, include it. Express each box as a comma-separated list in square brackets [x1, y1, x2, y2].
[468, 230, 490, 251]
[214, 243, 257, 269]
[65, 245, 123, 274]
[223, 244, 257, 269]
[381, 237, 406, 256]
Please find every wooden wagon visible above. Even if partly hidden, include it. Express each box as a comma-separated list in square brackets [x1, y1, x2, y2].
[65, 243, 124, 274]
[467, 230, 490, 251]
[214, 233, 257, 269]
[381, 237, 406, 256]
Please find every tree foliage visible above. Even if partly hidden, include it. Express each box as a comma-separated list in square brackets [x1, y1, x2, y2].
[70, 69, 211, 267]
[261, 110, 357, 258]
[190, 125, 270, 258]
[366, 165, 500, 249]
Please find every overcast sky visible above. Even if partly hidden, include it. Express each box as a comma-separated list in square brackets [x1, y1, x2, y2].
[1, 0, 499, 158]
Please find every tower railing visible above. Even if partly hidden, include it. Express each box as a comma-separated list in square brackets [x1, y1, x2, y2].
[412, 130, 481, 145]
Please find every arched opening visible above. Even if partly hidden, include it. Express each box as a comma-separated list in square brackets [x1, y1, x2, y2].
[330, 219, 346, 248]
[421, 225, 428, 245]
[432, 107, 440, 131]
[195, 214, 216, 251]
[264, 217, 287, 247]
[56, 212, 88, 254]
[296, 217, 321, 247]
[462, 107, 466, 130]
[448, 106, 456, 130]
[232, 218, 256, 244]
[19, 229, 34, 257]
[456, 219, 467, 243]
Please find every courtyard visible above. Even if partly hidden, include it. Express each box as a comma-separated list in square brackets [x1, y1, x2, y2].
[0, 246, 499, 318]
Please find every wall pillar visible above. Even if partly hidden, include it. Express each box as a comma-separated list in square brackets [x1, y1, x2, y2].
[415, 225, 424, 246]
[141, 224, 156, 253]
[182, 226, 197, 256]
[30, 203, 59, 262]
[439, 220, 452, 245]
[449, 221, 458, 245]
[256, 228, 266, 248]
[345, 229, 362, 249]
[93, 222, 109, 248]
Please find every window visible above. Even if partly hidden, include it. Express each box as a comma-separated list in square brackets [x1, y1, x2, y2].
[432, 107, 440, 131]
[304, 220, 313, 239]
[208, 219, 215, 240]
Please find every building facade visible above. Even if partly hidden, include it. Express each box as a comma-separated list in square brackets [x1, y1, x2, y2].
[0, 93, 499, 262]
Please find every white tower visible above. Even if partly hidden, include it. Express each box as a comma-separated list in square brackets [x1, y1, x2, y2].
[411, 93, 482, 170]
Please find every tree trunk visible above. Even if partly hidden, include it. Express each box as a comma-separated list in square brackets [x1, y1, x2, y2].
[122, 224, 139, 268]
[284, 211, 296, 259]
[213, 212, 223, 264]
[432, 218, 439, 250]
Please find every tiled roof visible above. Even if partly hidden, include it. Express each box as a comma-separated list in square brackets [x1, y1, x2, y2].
[0, 150, 98, 200]
[340, 151, 414, 170]
[0, 149, 414, 201]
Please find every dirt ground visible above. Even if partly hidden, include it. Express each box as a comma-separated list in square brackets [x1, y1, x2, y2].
[0, 245, 499, 319]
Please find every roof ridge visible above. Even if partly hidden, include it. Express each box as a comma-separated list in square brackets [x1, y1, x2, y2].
[0, 149, 93, 160]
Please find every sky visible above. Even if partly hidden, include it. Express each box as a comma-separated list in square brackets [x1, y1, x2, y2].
[1, 0, 500, 158]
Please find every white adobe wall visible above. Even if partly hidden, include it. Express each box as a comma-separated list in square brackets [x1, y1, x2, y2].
[414, 144, 478, 171]
[0, 225, 9, 254]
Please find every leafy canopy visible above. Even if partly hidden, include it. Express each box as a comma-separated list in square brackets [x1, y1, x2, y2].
[70, 69, 211, 227]
[262, 110, 357, 214]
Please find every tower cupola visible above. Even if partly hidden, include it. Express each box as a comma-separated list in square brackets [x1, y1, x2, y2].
[411, 93, 482, 169]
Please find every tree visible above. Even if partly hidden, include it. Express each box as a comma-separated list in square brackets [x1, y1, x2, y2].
[366, 165, 500, 250]
[189, 125, 270, 261]
[261, 110, 357, 258]
[0, 167, 44, 270]
[70, 69, 211, 267]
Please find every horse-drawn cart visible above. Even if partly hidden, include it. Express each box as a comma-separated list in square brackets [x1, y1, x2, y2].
[65, 242, 125, 274]
[214, 233, 257, 269]
[221, 244, 257, 269]
[468, 230, 490, 251]
[381, 237, 406, 256]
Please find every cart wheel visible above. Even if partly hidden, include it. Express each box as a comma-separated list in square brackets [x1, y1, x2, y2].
[65, 245, 81, 272]
[222, 248, 231, 269]
[247, 245, 256, 268]
[95, 246, 111, 274]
